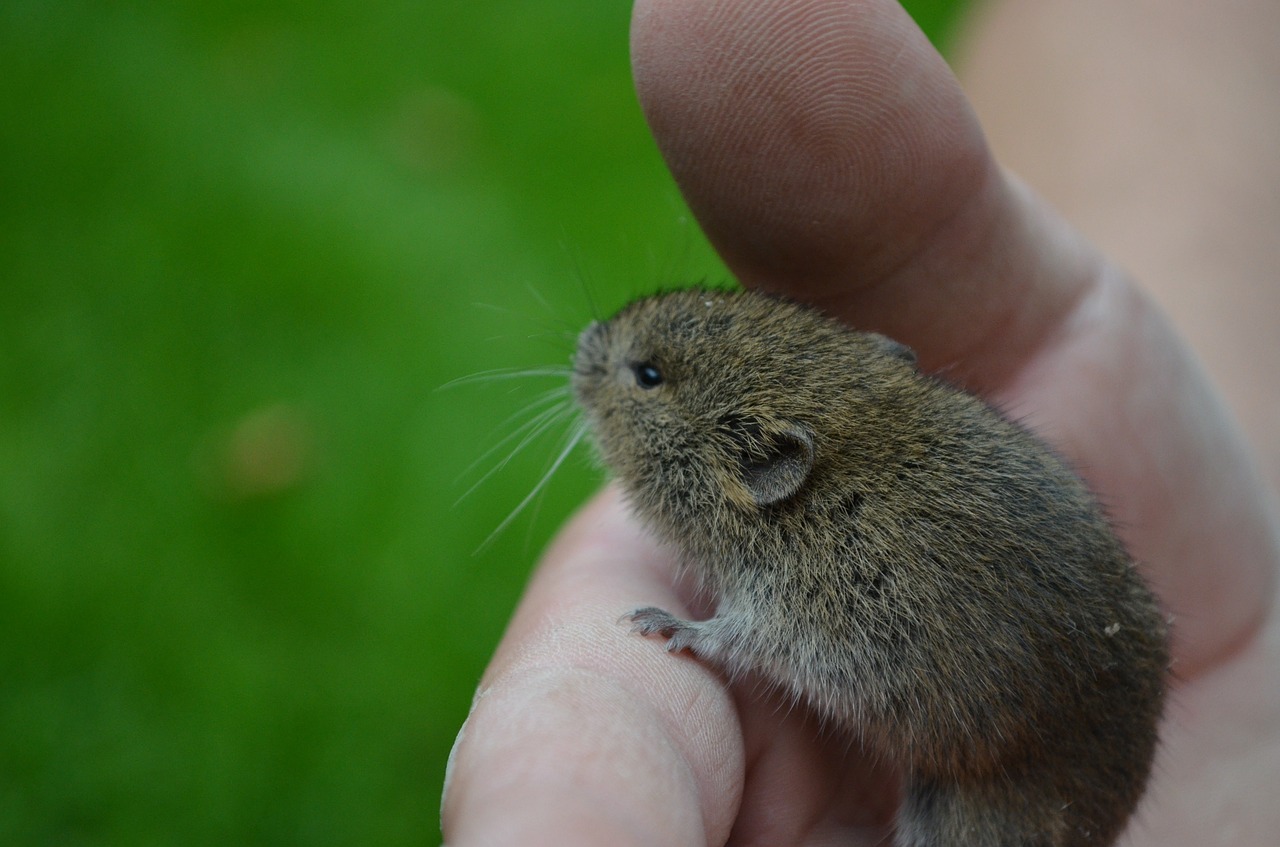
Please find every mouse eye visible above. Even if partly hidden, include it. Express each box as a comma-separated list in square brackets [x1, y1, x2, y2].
[632, 362, 663, 389]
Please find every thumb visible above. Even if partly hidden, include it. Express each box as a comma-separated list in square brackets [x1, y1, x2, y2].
[632, 0, 1080, 384]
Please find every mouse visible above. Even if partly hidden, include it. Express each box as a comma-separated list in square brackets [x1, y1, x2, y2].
[571, 286, 1169, 847]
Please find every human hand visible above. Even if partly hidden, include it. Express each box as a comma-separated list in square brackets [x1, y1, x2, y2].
[441, 1, 1280, 844]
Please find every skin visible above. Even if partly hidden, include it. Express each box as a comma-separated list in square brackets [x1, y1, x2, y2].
[441, 1, 1280, 845]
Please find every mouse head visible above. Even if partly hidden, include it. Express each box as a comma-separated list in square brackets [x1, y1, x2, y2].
[572, 288, 915, 536]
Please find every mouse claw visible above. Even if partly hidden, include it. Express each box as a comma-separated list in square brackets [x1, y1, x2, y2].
[625, 606, 680, 636]
[625, 606, 703, 654]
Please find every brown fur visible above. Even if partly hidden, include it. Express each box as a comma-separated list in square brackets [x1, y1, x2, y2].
[573, 287, 1168, 847]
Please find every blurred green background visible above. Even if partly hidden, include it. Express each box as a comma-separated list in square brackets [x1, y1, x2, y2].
[1, 1, 963, 843]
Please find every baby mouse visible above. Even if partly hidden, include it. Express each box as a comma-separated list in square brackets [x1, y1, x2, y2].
[572, 287, 1168, 847]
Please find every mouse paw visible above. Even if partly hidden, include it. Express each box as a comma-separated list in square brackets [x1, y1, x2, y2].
[625, 607, 704, 654]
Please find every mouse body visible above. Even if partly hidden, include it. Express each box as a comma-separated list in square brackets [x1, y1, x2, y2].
[572, 287, 1168, 847]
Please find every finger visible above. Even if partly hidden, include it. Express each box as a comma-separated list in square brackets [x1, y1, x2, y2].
[441, 488, 743, 847]
[632, 0, 1084, 382]
[631, 0, 1279, 677]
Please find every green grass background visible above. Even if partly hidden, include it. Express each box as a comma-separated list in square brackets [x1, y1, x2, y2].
[1, 1, 963, 843]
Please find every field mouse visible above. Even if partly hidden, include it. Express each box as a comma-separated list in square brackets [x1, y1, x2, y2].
[571, 287, 1168, 847]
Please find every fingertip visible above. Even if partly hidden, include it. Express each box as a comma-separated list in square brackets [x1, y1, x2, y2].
[631, 0, 989, 289]
[443, 666, 697, 846]
[444, 486, 744, 845]
[443, 637, 741, 847]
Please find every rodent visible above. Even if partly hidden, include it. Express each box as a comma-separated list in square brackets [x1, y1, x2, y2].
[571, 287, 1169, 847]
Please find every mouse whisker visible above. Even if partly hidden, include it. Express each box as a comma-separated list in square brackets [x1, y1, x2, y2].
[456, 385, 573, 483]
[437, 365, 572, 391]
[514, 417, 591, 551]
[455, 392, 574, 503]
[475, 416, 587, 555]
[521, 280, 582, 337]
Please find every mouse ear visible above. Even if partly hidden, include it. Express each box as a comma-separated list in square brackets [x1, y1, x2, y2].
[740, 422, 815, 507]
[867, 333, 917, 367]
